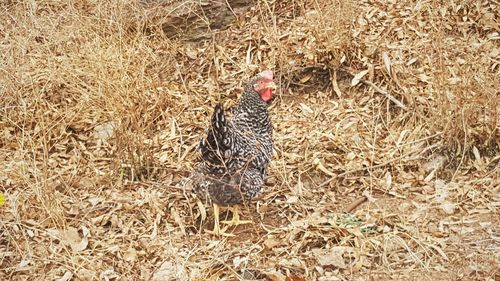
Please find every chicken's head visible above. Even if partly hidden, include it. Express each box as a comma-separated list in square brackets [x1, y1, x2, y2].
[252, 70, 277, 102]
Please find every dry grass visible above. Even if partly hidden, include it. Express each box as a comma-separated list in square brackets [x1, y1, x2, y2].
[0, 0, 498, 280]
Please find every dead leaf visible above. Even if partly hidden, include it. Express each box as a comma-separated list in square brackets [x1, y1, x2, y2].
[423, 155, 447, 173]
[257, 202, 269, 220]
[429, 244, 449, 261]
[185, 47, 198, 59]
[152, 261, 186, 281]
[351, 69, 369, 86]
[124, 247, 137, 262]
[312, 247, 347, 269]
[78, 268, 97, 280]
[406, 57, 418, 66]
[434, 179, 448, 203]
[332, 70, 342, 97]
[286, 195, 299, 204]
[170, 118, 177, 138]
[472, 146, 480, 161]
[300, 73, 312, 83]
[368, 63, 374, 81]
[93, 121, 116, 141]
[299, 103, 314, 114]
[285, 275, 306, 281]
[418, 73, 432, 83]
[384, 172, 392, 189]
[346, 151, 356, 160]
[264, 237, 281, 249]
[396, 129, 408, 147]
[196, 200, 207, 222]
[60, 227, 88, 252]
[313, 158, 336, 177]
[447, 76, 462, 85]
[232, 255, 248, 268]
[170, 207, 186, 236]
[56, 271, 73, 281]
[158, 151, 169, 163]
[17, 259, 30, 269]
[340, 55, 346, 64]
[440, 201, 457, 214]
[102, 268, 119, 281]
[265, 270, 286, 281]
[382, 52, 391, 75]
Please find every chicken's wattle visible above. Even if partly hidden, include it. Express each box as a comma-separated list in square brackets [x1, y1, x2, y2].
[261, 88, 273, 101]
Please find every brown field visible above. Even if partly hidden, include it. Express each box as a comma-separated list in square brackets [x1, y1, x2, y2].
[0, 0, 498, 280]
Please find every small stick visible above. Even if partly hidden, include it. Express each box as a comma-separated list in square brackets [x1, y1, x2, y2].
[362, 79, 407, 110]
[340, 66, 407, 110]
[344, 196, 367, 213]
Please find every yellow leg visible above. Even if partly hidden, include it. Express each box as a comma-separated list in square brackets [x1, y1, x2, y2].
[221, 205, 253, 226]
[205, 203, 234, 237]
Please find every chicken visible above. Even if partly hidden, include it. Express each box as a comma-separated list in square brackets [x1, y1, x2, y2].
[191, 70, 276, 236]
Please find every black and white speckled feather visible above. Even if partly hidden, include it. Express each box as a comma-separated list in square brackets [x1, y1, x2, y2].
[192, 72, 274, 206]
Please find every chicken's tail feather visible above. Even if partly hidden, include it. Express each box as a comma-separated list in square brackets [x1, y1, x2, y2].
[199, 103, 231, 164]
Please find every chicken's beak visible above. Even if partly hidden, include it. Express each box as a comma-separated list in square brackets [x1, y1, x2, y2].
[266, 81, 277, 90]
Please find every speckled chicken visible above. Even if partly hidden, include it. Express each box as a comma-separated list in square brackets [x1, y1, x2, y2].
[191, 70, 276, 236]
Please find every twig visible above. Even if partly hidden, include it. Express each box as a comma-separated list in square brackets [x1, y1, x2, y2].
[339, 66, 407, 110]
[344, 196, 367, 213]
[362, 79, 407, 110]
[224, 0, 237, 17]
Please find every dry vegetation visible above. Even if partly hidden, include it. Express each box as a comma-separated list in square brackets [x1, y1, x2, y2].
[1, 0, 499, 280]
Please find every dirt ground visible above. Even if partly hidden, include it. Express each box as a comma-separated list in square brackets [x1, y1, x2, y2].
[0, 0, 498, 280]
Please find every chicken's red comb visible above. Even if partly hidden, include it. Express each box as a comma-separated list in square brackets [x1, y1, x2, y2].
[259, 70, 273, 80]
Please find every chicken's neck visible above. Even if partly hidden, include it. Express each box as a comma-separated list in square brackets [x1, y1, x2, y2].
[233, 92, 271, 134]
